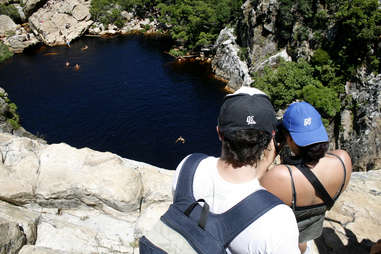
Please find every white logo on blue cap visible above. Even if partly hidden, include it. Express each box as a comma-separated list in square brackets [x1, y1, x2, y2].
[304, 117, 312, 126]
[246, 116, 256, 125]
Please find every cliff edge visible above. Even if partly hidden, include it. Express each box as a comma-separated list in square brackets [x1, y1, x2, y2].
[0, 133, 379, 254]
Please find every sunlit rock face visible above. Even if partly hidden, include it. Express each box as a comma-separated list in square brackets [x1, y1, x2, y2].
[0, 133, 174, 253]
[28, 0, 93, 46]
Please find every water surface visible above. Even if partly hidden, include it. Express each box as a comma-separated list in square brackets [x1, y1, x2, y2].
[0, 35, 227, 169]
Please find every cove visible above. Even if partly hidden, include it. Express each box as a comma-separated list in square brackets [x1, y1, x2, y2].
[0, 35, 227, 170]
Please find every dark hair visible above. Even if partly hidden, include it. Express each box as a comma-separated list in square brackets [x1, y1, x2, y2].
[220, 129, 272, 168]
[297, 142, 329, 164]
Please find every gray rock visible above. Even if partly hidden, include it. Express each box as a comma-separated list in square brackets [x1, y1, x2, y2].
[28, 0, 93, 46]
[3, 26, 40, 53]
[0, 131, 378, 253]
[0, 15, 17, 37]
[313, 170, 381, 253]
[19, 245, 78, 254]
[22, 0, 46, 18]
[0, 201, 39, 245]
[340, 73, 381, 171]
[13, 4, 27, 22]
[0, 133, 174, 253]
[0, 218, 26, 254]
[211, 27, 253, 91]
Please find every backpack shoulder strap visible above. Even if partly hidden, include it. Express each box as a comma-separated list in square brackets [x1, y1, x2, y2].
[173, 153, 208, 203]
[296, 164, 335, 209]
[220, 189, 283, 247]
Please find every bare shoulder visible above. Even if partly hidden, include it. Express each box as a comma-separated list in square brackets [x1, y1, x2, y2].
[326, 150, 353, 189]
[260, 164, 293, 205]
[262, 164, 292, 184]
[327, 150, 352, 174]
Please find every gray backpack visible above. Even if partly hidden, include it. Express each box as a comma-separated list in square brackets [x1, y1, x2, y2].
[139, 153, 283, 254]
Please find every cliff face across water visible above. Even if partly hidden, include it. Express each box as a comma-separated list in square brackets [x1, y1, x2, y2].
[210, 0, 381, 171]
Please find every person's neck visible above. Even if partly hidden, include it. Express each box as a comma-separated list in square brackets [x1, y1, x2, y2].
[217, 159, 268, 184]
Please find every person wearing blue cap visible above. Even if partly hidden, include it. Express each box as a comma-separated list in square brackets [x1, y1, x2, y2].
[261, 101, 352, 254]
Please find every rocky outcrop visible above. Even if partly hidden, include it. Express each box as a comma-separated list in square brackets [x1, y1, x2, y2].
[211, 27, 252, 91]
[2, 24, 40, 53]
[313, 170, 381, 254]
[0, 14, 17, 36]
[211, 0, 292, 91]
[22, 0, 47, 18]
[0, 133, 379, 253]
[339, 73, 381, 171]
[28, 0, 93, 46]
[0, 133, 174, 253]
[88, 14, 160, 36]
[238, 0, 284, 73]
[0, 87, 41, 141]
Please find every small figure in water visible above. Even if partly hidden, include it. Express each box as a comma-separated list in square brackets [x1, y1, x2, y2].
[81, 45, 88, 51]
[65, 61, 70, 67]
[175, 136, 185, 144]
[74, 64, 80, 71]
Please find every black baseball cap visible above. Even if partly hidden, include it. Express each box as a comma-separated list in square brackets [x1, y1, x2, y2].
[218, 87, 277, 137]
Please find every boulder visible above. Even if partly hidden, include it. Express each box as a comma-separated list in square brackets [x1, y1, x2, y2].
[0, 201, 39, 245]
[0, 15, 17, 37]
[211, 27, 253, 91]
[313, 170, 381, 253]
[21, 0, 47, 18]
[0, 133, 174, 253]
[0, 218, 26, 254]
[28, 0, 93, 46]
[19, 245, 78, 254]
[3, 25, 40, 53]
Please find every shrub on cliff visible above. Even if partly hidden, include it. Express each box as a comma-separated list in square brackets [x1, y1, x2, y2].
[0, 4, 20, 23]
[0, 42, 13, 63]
[252, 59, 341, 121]
[90, 0, 125, 28]
[157, 0, 243, 50]
[275, 0, 380, 76]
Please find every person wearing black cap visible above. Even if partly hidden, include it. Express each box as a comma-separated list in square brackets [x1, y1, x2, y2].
[261, 101, 352, 254]
[172, 87, 300, 254]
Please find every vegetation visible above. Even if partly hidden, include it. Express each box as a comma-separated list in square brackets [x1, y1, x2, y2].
[0, 93, 20, 130]
[251, 0, 380, 121]
[275, 0, 380, 75]
[0, 4, 20, 22]
[253, 59, 341, 122]
[0, 42, 13, 63]
[90, 0, 243, 50]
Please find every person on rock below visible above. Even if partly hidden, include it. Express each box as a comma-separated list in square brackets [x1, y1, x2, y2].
[261, 101, 352, 254]
[173, 86, 301, 254]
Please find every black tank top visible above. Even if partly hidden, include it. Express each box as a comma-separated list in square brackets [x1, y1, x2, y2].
[286, 152, 347, 242]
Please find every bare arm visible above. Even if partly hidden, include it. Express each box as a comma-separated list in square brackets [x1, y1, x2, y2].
[328, 149, 352, 190]
[260, 165, 294, 206]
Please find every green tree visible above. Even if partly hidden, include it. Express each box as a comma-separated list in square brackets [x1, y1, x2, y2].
[302, 84, 341, 119]
[253, 59, 340, 120]
[0, 4, 20, 23]
[330, 0, 381, 74]
[0, 42, 13, 63]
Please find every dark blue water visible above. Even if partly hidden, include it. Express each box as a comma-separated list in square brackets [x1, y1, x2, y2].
[0, 35, 227, 169]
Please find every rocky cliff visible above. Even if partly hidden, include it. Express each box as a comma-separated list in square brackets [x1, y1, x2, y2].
[211, 0, 381, 171]
[0, 133, 379, 254]
[0, 133, 174, 254]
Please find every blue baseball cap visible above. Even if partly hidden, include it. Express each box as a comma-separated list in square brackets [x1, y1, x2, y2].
[282, 102, 328, 147]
